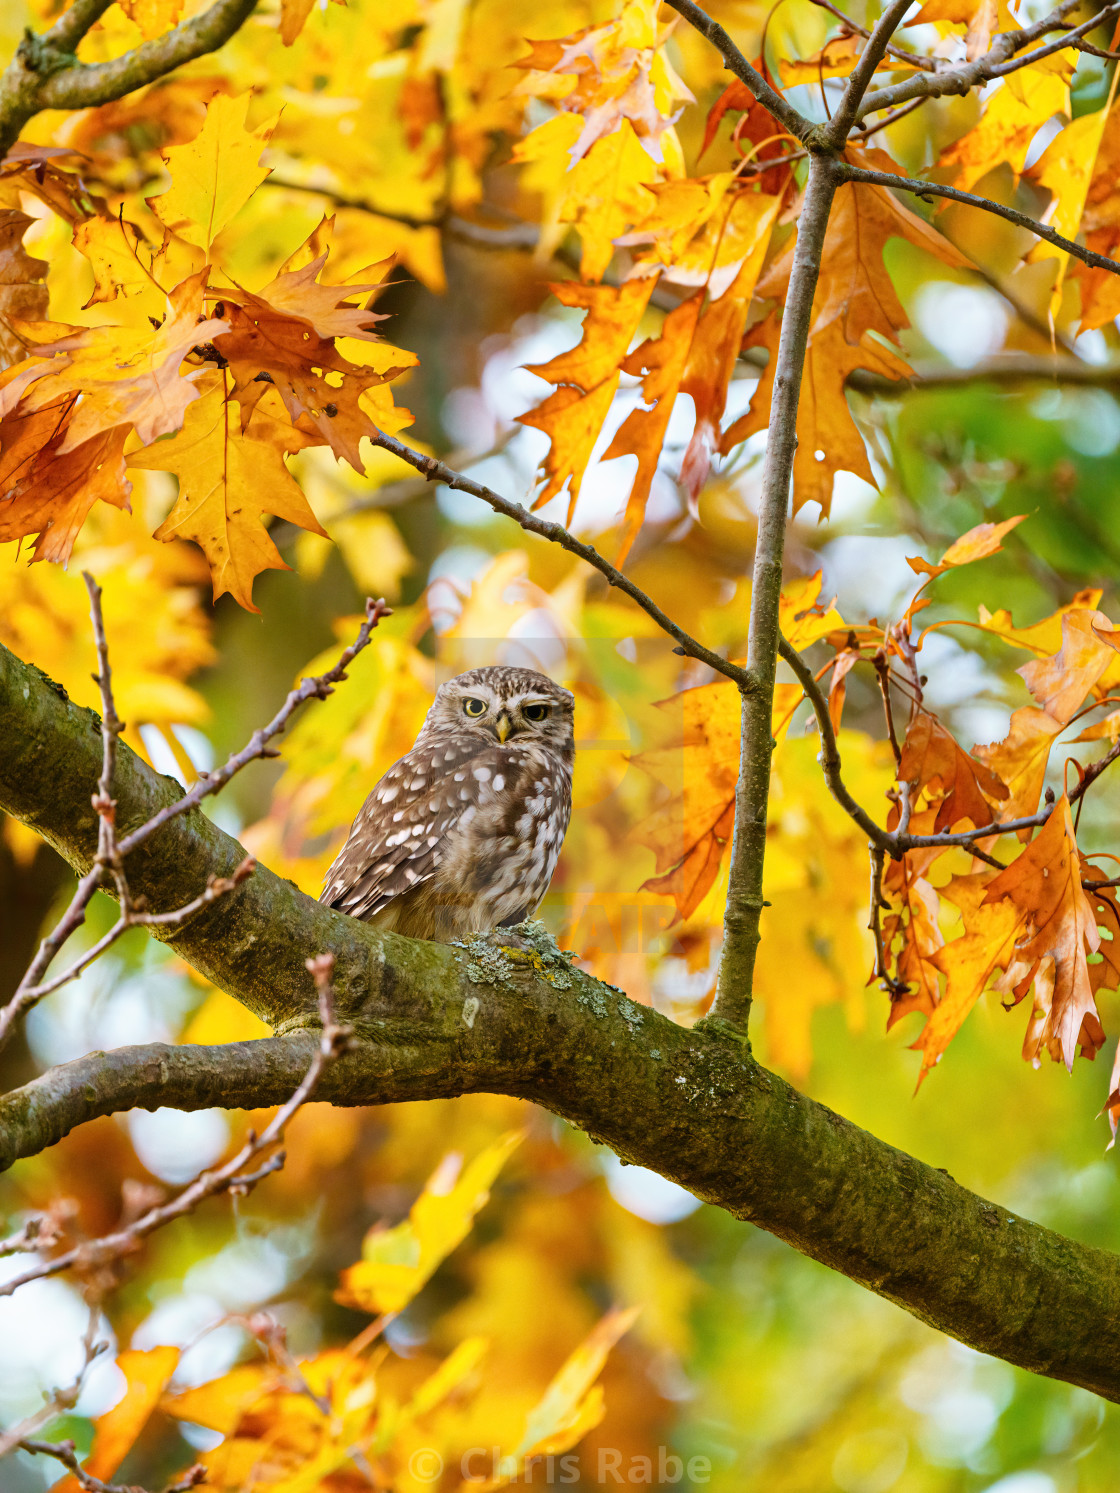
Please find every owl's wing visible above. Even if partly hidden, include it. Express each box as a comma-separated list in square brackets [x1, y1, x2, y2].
[319, 735, 489, 921]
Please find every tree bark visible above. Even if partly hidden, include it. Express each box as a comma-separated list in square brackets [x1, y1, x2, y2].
[3, 641, 1120, 1399]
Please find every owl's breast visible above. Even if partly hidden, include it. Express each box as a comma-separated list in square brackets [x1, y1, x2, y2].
[434, 741, 572, 928]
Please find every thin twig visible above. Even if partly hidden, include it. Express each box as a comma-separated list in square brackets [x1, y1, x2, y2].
[778, 634, 893, 850]
[868, 844, 907, 997]
[0, 1310, 107, 1459]
[809, 0, 937, 69]
[366, 429, 752, 690]
[117, 597, 391, 860]
[20, 1439, 205, 1493]
[826, 0, 915, 146]
[662, 0, 813, 142]
[872, 650, 903, 769]
[837, 162, 1120, 279]
[855, 0, 1085, 119]
[0, 956, 353, 1302]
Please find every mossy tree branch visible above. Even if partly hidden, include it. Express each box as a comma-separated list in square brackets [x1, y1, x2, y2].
[5, 640, 1120, 1401]
[0, 0, 258, 157]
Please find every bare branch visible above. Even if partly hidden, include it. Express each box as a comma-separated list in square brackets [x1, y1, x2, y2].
[987, 0, 1120, 77]
[661, 0, 813, 143]
[0, 1310, 107, 1459]
[856, 0, 1084, 118]
[837, 161, 1120, 278]
[809, 0, 937, 70]
[0, 953, 352, 1301]
[826, 0, 915, 146]
[710, 153, 842, 1034]
[847, 354, 1120, 394]
[367, 429, 751, 689]
[116, 596, 391, 860]
[20, 1439, 205, 1493]
[0, 590, 387, 1055]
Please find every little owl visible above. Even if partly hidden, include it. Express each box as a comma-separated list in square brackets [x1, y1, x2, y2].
[320, 666, 574, 941]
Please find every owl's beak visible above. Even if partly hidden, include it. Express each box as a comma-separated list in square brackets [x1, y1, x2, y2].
[495, 711, 513, 743]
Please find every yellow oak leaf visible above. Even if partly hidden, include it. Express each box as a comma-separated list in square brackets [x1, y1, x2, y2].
[915, 872, 1022, 1083]
[721, 313, 911, 516]
[1027, 98, 1113, 317]
[907, 514, 1026, 578]
[899, 709, 1008, 833]
[14, 269, 228, 450]
[1017, 608, 1117, 724]
[335, 1130, 523, 1315]
[939, 67, 1069, 192]
[476, 1307, 639, 1489]
[128, 376, 327, 612]
[148, 93, 279, 250]
[117, 0, 184, 39]
[973, 707, 1064, 821]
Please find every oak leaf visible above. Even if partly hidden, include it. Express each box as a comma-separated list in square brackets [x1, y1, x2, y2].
[148, 92, 278, 250]
[900, 709, 1008, 833]
[983, 795, 1104, 1069]
[128, 376, 328, 611]
[0, 210, 47, 370]
[914, 872, 1022, 1082]
[907, 514, 1026, 578]
[335, 1130, 523, 1315]
[55, 1346, 180, 1493]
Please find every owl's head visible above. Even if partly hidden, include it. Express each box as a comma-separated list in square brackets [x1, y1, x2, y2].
[426, 666, 575, 753]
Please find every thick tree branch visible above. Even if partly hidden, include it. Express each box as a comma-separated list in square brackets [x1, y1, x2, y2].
[4, 638, 1120, 1399]
[838, 162, 1120, 278]
[661, 0, 813, 143]
[0, 0, 258, 156]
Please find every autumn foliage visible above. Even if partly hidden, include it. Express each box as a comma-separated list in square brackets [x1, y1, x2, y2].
[8, 0, 1120, 1480]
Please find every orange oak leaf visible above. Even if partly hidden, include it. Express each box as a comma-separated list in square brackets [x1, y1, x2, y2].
[602, 292, 702, 561]
[519, 277, 656, 521]
[0, 421, 131, 564]
[213, 270, 409, 474]
[0, 210, 47, 371]
[973, 707, 1064, 821]
[906, 514, 1026, 578]
[882, 861, 944, 1028]
[721, 313, 910, 515]
[527, 278, 656, 394]
[900, 709, 1008, 832]
[128, 376, 327, 611]
[55, 1346, 180, 1493]
[914, 871, 1022, 1083]
[1017, 608, 1117, 724]
[982, 795, 1104, 1069]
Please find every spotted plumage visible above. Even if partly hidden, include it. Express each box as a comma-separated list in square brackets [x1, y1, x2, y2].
[320, 666, 574, 941]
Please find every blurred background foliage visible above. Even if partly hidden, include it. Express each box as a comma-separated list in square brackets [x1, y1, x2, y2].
[2, 0, 1120, 1483]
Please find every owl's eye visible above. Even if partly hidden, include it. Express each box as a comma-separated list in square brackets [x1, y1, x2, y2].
[523, 703, 550, 722]
[463, 697, 487, 717]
